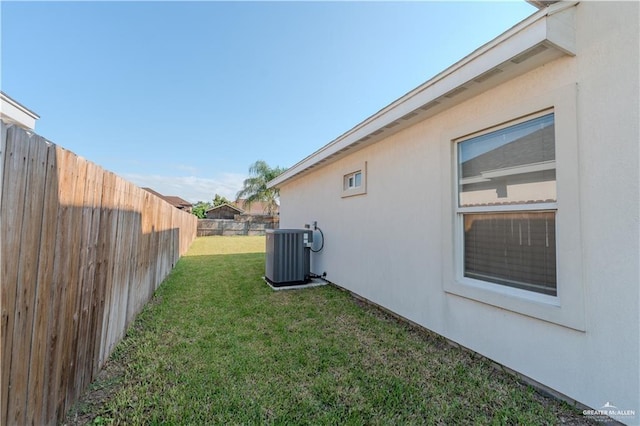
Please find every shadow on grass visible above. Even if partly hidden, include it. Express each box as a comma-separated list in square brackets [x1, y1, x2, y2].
[64, 249, 593, 425]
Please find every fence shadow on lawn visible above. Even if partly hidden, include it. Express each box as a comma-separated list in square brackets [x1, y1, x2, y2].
[63, 236, 591, 425]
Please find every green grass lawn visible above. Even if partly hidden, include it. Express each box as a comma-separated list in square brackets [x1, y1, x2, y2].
[65, 236, 590, 425]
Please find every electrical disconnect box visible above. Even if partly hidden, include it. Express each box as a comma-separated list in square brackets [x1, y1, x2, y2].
[265, 229, 312, 287]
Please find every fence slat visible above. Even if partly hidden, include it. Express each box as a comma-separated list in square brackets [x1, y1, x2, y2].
[58, 153, 86, 410]
[9, 133, 49, 425]
[2, 127, 30, 425]
[80, 163, 104, 394]
[26, 139, 58, 425]
[46, 146, 78, 420]
[96, 171, 117, 372]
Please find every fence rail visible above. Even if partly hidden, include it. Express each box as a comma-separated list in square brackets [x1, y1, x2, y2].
[1, 123, 197, 425]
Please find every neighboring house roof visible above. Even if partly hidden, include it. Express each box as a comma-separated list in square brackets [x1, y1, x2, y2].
[268, 2, 576, 189]
[234, 199, 278, 216]
[142, 187, 165, 198]
[0, 92, 40, 130]
[205, 203, 244, 214]
[142, 187, 193, 209]
[461, 125, 555, 179]
[163, 196, 193, 209]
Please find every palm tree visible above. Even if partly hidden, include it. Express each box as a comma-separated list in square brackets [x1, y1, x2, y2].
[236, 160, 286, 216]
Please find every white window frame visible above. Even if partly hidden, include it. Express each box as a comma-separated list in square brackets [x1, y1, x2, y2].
[345, 171, 362, 190]
[441, 84, 586, 331]
[342, 161, 367, 198]
[455, 110, 558, 297]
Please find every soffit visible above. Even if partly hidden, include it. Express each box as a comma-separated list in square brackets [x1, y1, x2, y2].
[526, 0, 561, 9]
[268, 2, 577, 189]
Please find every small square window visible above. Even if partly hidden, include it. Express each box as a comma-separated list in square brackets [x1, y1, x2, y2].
[344, 171, 362, 190]
[342, 162, 367, 197]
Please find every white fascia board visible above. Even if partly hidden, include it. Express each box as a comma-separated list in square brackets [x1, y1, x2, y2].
[545, 2, 577, 55]
[0, 92, 40, 131]
[268, 2, 577, 189]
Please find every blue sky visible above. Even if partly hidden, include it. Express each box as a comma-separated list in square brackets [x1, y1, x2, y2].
[1, 1, 536, 203]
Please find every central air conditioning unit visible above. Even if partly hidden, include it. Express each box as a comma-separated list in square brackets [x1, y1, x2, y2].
[265, 229, 312, 287]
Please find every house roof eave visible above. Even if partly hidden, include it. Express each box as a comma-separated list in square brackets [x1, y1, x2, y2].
[1, 92, 40, 130]
[268, 1, 577, 189]
[0, 92, 40, 120]
[526, 0, 561, 10]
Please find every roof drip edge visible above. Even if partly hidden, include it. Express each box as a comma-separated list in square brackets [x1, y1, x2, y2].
[268, 2, 577, 189]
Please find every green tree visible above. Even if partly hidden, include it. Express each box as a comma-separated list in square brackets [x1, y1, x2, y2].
[212, 194, 231, 207]
[192, 201, 212, 219]
[236, 160, 286, 216]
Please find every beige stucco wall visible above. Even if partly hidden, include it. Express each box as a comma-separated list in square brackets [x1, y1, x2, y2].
[278, 2, 639, 420]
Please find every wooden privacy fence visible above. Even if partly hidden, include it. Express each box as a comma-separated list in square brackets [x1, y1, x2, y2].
[1, 123, 197, 425]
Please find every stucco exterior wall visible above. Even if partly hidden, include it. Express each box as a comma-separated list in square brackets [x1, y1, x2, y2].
[277, 2, 639, 420]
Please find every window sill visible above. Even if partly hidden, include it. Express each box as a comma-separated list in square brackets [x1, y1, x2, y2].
[341, 187, 366, 198]
[444, 277, 584, 331]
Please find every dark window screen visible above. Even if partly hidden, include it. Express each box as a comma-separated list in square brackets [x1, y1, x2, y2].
[463, 211, 556, 296]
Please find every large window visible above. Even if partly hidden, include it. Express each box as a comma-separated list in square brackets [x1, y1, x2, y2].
[456, 112, 557, 296]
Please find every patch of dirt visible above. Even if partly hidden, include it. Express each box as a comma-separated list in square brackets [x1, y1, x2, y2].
[61, 360, 125, 425]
